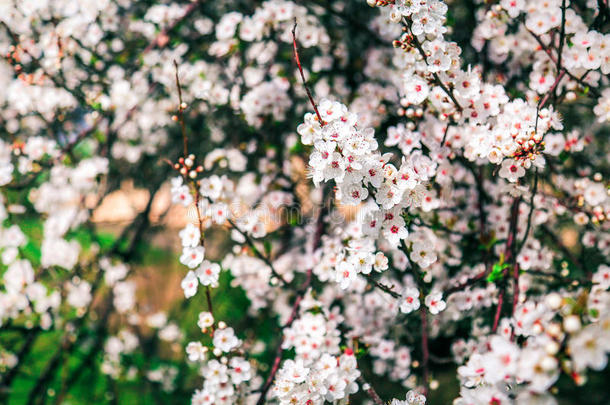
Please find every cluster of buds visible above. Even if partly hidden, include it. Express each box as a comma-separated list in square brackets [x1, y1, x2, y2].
[590, 205, 608, 224]
[5, 45, 44, 85]
[398, 105, 425, 118]
[5, 45, 22, 70]
[484, 4, 508, 21]
[9, 141, 25, 155]
[366, 0, 395, 7]
[171, 102, 188, 122]
[512, 131, 545, 162]
[173, 154, 204, 180]
[392, 34, 415, 52]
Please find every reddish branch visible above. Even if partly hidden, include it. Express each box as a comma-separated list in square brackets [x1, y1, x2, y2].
[527, 30, 601, 98]
[357, 376, 384, 405]
[292, 20, 325, 126]
[255, 201, 327, 405]
[250, 35, 333, 403]
[492, 288, 504, 333]
[255, 270, 312, 405]
[492, 197, 521, 333]
[173, 60, 188, 157]
[538, 70, 566, 111]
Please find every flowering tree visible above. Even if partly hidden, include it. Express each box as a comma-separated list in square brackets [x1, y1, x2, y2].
[1, 0, 610, 404]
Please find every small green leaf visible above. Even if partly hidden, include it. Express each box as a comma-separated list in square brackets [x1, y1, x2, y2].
[96, 232, 117, 251]
[487, 262, 509, 283]
[20, 241, 41, 266]
[263, 240, 272, 256]
[288, 215, 299, 227]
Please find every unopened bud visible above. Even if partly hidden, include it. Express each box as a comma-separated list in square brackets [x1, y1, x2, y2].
[541, 355, 557, 371]
[545, 292, 562, 310]
[545, 341, 560, 355]
[563, 315, 581, 333]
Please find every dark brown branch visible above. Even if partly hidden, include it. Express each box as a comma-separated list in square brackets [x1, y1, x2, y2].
[517, 169, 539, 253]
[444, 270, 487, 296]
[420, 306, 430, 396]
[366, 276, 401, 298]
[556, 0, 567, 73]
[226, 218, 288, 286]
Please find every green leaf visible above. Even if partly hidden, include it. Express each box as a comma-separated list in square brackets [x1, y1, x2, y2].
[19, 241, 41, 266]
[96, 232, 117, 251]
[263, 240, 272, 256]
[487, 262, 509, 283]
[73, 139, 94, 158]
[289, 140, 304, 154]
[288, 215, 299, 227]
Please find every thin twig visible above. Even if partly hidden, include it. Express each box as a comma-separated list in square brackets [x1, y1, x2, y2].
[226, 218, 288, 285]
[440, 121, 453, 147]
[527, 30, 601, 98]
[173, 60, 188, 157]
[517, 169, 539, 253]
[444, 270, 487, 296]
[357, 376, 384, 405]
[404, 18, 463, 112]
[366, 276, 401, 298]
[492, 288, 504, 333]
[292, 19, 325, 125]
[556, 0, 567, 74]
